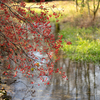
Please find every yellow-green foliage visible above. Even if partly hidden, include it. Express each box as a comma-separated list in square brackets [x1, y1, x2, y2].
[60, 27, 100, 63]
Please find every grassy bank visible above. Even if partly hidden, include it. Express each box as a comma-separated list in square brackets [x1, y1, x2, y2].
[60, 26, 100, 63]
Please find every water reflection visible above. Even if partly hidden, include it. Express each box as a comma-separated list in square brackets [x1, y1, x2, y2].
[1, 56, 100, 100]
[47, 58, 100, 100]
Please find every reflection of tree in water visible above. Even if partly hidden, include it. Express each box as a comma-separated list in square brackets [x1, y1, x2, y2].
[47, 57, 99, 100]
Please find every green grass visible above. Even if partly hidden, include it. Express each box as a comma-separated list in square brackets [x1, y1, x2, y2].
[25, 1, 69, 22]
[60, 26, 100, 63]
[26, 8, 66, 22]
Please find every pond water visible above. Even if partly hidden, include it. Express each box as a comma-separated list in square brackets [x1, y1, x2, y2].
[1, 52, 100, 100]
